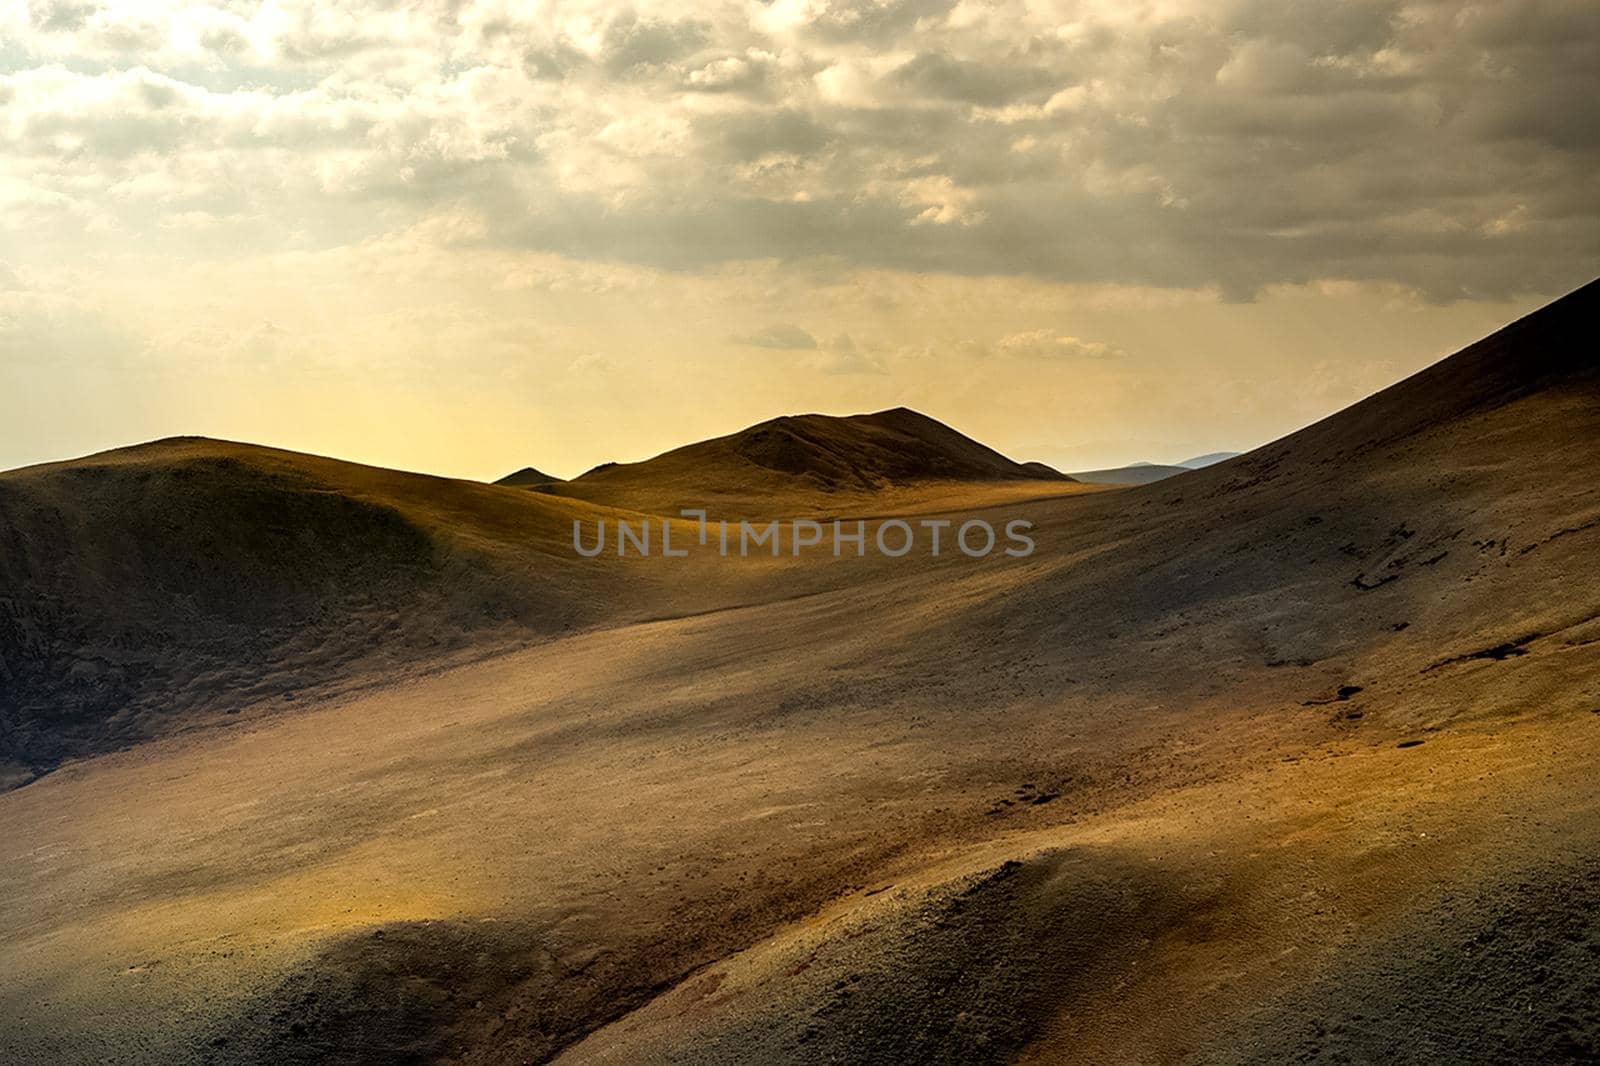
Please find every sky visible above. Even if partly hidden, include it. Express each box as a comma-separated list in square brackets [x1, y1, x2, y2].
[2, 0, 1596, 480]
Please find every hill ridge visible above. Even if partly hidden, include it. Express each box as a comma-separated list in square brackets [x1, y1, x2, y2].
[496, 465, 564, 487]
[529, 406, 1076, 515]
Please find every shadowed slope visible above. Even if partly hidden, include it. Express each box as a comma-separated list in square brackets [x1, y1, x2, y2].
[0, 439, 847, 784]
[0, 440, 624, 781]
[550, 279, 1600, 1063]
[1222, 276, 1597, 470]
[0, 413, 1089, 784]
[0, 281, 1596, 1065]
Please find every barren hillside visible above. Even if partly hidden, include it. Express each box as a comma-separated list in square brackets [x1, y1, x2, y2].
[530, 407, 1080, 516]
[0, 418, 1085, 784]
[0, 280, 1596, 1064]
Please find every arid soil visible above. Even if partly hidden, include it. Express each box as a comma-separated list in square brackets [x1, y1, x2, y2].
[523, 406, 1078, 517]
[0, 280, 1596, 1063]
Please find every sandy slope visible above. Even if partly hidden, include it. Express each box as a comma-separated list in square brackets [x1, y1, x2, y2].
[0, 280, 1597, 1063]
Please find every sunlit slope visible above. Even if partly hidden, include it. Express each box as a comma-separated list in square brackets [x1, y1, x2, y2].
[0, 432, 1092, 784]
[0, 438, 786, 781]
[550, 280, 1600, 1061]
[0, 413, 1099, 783]
[0, 440, 608, 778]
[496, 465, 565, 488]
[0, 281, 1595, 1064]
[532, 407, 1084, 516]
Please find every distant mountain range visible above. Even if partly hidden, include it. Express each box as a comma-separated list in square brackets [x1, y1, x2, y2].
[498, 424, 1242, 498]
[1068, 451, 1243, 485]
[1177, 451, 1240, 469]
[3, 280, 1599, 1063]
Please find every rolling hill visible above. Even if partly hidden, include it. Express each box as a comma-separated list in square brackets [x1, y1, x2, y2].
[0, 412, 1085, 785]
[1068, 462, 1192, 485]
[495, 466, 565, 488]
[1176, 451, 1240, 469]
[0, 279, 1596, 1064]
[0, 439, 615, 784]
[514, 407, 1080, 516]
[1070, 450, 1243, 485]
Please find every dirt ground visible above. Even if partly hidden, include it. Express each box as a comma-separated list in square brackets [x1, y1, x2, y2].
[0, 282, 1596, 1063]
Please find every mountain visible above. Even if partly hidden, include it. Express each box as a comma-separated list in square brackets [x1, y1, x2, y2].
[0, 439, 845, 784]
[1070, 462, 1191, 485]
[1177, 450, 1240, 469]
[1, 280, 1597, 1064]
[1072, 451, 1242, 484]
[1019, 459, 1070, 479]
[496, 465, 565, 487]
[539, 406, 1079, 515]
[0, 439, 612, 783]
[540, 278, 1600, 1063]
[0, 411, 1087, 784]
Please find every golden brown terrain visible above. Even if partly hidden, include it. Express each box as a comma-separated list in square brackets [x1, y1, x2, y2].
[1, 279, 1597, 1063]
[500, 407, 1086, 518]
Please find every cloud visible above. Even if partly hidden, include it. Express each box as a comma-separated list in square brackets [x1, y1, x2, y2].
[817, 332, 886, 374]
[0, 0, 1594, 302]
[890, 50, 1058, 106]
[995, 330, 1125, 360]
[0, 299, 140, 367]
[683, 54, 769, 94]
[566, 352, 615, 375]
[599, 14, 708, 77]
[732, 323, 819, 349]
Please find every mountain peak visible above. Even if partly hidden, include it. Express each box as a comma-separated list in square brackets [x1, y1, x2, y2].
[496, 466, 564, 487]
[504, 407, 1076, 513]
[714, 408, 1069, 489]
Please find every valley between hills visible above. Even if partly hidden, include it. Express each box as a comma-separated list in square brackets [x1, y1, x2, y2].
[1, 280, 1597, 1063]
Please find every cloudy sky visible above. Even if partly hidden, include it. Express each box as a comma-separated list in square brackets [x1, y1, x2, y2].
[2, 0, 1595, 478]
